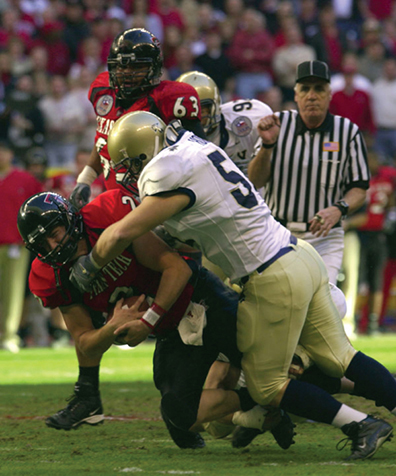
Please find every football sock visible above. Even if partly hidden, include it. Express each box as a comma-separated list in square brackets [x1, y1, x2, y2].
[299, 365, 342, 394]
[78, 365, 100, 392]
[331, 404, 367, 428]
[280, 379, 341, 424]
[345, 351, 396, 411]
[232, 405, 268, 430]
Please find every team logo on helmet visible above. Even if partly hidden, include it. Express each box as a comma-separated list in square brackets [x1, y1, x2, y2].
[231, 116, 252, 137]
[152, 123, 164, 133]
[96, 95, 114, 116]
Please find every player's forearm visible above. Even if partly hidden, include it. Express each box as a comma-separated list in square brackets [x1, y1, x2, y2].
[153, 261, 192, 311]
[87, 146, 103, 176]
[248, 146, 273, 189]
[76, 322, 119, 359]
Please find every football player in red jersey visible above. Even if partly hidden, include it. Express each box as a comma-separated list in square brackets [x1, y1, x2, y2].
[17, 191, 296, 448]
[69, 28, 204, 208]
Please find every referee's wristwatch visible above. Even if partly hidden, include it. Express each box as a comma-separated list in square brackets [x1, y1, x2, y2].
[333, 200, 349, 220]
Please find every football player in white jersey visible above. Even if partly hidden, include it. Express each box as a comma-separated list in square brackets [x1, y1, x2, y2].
[176, 71, 272, 176]
[69, 111, 396, 461]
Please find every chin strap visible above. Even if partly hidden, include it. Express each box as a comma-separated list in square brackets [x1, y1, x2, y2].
[165, 119, 185, 147]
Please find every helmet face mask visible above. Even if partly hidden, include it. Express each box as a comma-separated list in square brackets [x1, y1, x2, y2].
[175, 71, 221, 135]
[113, 154, 147, 195]
[17, 192, 83, 268]
[108, 28, 163, 100]
[108, 111, 166, 190]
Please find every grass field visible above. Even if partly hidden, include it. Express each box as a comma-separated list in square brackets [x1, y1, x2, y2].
[1, 335, 396, 476]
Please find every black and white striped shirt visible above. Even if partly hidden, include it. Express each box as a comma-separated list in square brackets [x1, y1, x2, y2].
[264, 110, 370, 225]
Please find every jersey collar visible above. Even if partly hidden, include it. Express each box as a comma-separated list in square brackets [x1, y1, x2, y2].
[296, 111, 334, 135]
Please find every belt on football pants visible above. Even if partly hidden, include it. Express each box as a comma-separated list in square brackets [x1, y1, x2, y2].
[240, 234, 297, 285]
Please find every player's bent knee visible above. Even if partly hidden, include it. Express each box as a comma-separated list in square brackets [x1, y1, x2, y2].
[161, 392, 198, 431]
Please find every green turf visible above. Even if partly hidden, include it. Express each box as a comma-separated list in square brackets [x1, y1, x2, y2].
[0, 336, 396, 475]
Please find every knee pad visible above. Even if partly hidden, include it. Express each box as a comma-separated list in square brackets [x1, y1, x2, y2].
[329, 282, 347, 320]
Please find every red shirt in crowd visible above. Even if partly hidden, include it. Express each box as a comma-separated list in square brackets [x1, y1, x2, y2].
[0, 168, 43, 245]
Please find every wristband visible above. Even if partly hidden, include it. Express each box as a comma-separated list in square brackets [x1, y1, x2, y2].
[76, 165, 98, 186]
[141, 303, 167, 330]
[261, 141, 277, 149]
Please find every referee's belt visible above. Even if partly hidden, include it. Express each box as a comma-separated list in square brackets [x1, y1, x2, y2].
[240, 235, 297, 285]
[276, 219, 341, 233]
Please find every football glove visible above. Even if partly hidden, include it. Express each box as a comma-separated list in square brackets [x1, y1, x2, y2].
[69, 253, 101, 292]
[69, 183, 91, 210]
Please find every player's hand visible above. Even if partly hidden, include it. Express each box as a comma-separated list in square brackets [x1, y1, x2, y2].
[69, 183, 91, 209]
[69, 253, 101, 292]
[257, 114, 280, 146]
[110, 296, 147, 326]
[114, 319, 151, 347]
[309, 206, 343, 237]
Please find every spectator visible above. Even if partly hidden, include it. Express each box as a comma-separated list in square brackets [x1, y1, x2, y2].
[156, 0, 185, 35]
[259, 85, 283, 113]
[318, 4, 348, 73]
[162, 24, 183, 70]
[0, 8, 33, 51]
[127, 0, 164, 42]
[164, 42, 201, 81]
[4, 74, 45, 162]
[355, 151, 396, 335]
[62, 0, 91, 64]
[195, 30, 234, 93]
[227, 8, 274, 99]
[331, 51, 372, 94]
[358, 41, 387, 84]
[272, 22, 316, 102]
[75, 36, 106, 75]
[329, 54, 376, 137]
[222, 0, 245, 33]
[34, 21, 71, 76]
[0, 140, 42, 353]
[372, 58, 396, 165]
[7, 37, 31, 78]
[89, 18, 113, 65]
[38, 75, 82, 169]
[29, 45, 49, 97]
[380, 204, 396, 328]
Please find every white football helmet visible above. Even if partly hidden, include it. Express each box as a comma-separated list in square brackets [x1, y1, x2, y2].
[107, 111, 166, 193]
[176, 71, 221, 135]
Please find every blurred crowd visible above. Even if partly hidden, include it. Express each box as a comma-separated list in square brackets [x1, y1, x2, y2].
[1, 0, 396, 350]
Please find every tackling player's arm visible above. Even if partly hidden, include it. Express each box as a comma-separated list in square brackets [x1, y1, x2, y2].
[113, 229, 193, 345]
[92, 193, 190, 267]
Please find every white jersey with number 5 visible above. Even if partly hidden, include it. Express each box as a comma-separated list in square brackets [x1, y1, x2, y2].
[138, 131, 291, 282]
[208, 99, 272, 175]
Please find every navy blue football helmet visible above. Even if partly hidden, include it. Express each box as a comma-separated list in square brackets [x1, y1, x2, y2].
[17, 192, 83, 268]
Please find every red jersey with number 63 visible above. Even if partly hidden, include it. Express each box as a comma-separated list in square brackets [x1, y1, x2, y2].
[28, 189, 194, 334]
[89, 72, 201, 190]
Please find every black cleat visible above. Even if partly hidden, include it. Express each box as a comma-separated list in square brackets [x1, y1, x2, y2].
[160, 406, 205, 449]
[45, 382, 104, 431]
[232, 426, 264, 448]
[271, 409, 296, 449]
[339, 415, 393, 460]
[232, 409, 296, 449]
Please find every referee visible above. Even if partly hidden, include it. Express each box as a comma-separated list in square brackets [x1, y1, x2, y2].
[248, 60, 370, 285]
